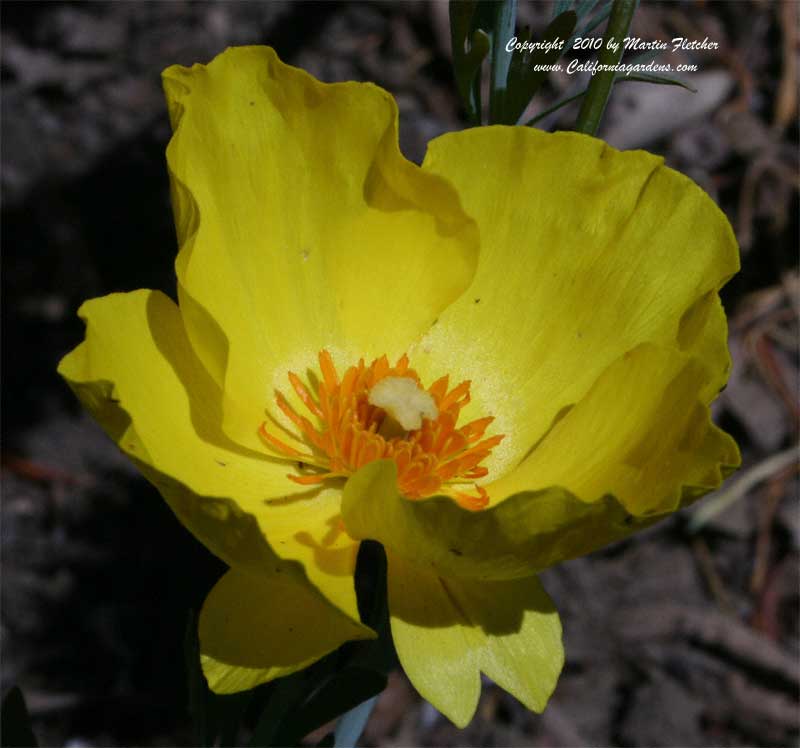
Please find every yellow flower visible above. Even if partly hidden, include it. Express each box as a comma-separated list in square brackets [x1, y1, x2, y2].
[58, 46, 740, 727]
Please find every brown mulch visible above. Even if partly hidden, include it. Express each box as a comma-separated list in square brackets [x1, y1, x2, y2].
[2, 1, 797, 746]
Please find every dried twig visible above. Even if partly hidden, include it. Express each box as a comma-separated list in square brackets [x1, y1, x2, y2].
[616, 604, 799, 689]
[691, 536, 735, 615]
[689, 447, 799, 532]
[774, 0, 799, 131]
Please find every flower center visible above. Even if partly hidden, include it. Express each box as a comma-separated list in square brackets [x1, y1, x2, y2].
[368, 376, 438, 432]
[259, 350, 504, 510]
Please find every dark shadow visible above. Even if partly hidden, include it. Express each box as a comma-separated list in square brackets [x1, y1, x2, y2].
[2, 126, 175, 448]
[2, 465, 225, 745]
[145, 292, 287, 466]
[293, 514, 358, 578]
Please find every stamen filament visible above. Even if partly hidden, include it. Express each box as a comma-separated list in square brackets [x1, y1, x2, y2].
[259, 351, 504, 510]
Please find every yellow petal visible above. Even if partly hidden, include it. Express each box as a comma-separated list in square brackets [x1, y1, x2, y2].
[416, 127, 738, 476]
[343, 460, 638, 581]
[58, 290, 366, 629]
[200, 568, 374, 694]
[490, 342, 741, 514]
[162, 46, 478, 453]
[342, 344, 738, 580]
[386, 553, 480, 727]
[388, 553, 562, 727]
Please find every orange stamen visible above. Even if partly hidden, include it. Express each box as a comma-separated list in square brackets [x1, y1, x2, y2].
[288, 372, 323, 419]
[260, 351, 505, 510]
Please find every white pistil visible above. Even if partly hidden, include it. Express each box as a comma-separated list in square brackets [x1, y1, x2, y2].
[368, 376, 438, 432]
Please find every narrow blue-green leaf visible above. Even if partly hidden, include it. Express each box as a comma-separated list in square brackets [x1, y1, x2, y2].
[526, 89, 586, 125]
[565, 0, 611, 50]
[616, 71, 697, 92]
[249, 673, 307, 748]
[214, 693, 252, 748]
[489, 0, 518, 123]
[351, 541, 395, 677]
[450, 0, 491, 123]
[575, 0, 638, 134]
[184, 610, 252, 747]
[626, 48, 662, 66]
[575, 0, 601, 20]
[269, 541, 392, 747]
[183, 611, 209, 747]
[552, 0, 572, 18]
[334, 695, 379, 748]
[450, 1, 479, 121]
[450, 1, 477, 59]
[277, 668, 387, 746]
[470, 29, 491, 121]
[579, 2, 612, 35]
[526, 69, 694, 127]
[503, 10, 577, 124]
[1, 687, 38, 747]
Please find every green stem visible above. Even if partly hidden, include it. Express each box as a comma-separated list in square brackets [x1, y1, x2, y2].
[488, 0, 518, 124]
[574, 0, 637, 135]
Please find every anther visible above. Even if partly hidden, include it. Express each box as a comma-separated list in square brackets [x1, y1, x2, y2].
[258, 351, 504, 510]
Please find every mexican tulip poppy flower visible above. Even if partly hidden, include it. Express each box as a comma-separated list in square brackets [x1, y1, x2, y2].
[58, 46, 739, 726]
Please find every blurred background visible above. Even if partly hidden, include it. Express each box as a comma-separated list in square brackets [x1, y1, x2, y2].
[1, 1, 798, 745]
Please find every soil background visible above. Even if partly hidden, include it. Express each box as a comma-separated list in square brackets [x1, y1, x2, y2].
[1, 1, 798, 746]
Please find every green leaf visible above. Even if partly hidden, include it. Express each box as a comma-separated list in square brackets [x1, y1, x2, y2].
[450, 1, 491, 123]
[502, 10, 577, 124]
[488, 0, 519, 124]
[211, 692, 253, 747]
[184, 610, 209, 747]
[575, 0, 638, 135]
[248, 672, 308, 748]
[576, 1, 612, 39]
[185, 609, 252, 747]
[354, 540, 388, 631]
[525, 69, 694, 127]
[525, 90, 586, 125]
[252, 541, 393, 747]
[574, 0, 602, 20]
[565, 0, 611, 50]
[626, 48, 661, 66]
[350, 541, 396, 677]
[552, 0, 572, 18]
[615, 72, 697, 92]
[276, 668, 387, 747]
[1, 688, 37, 748]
